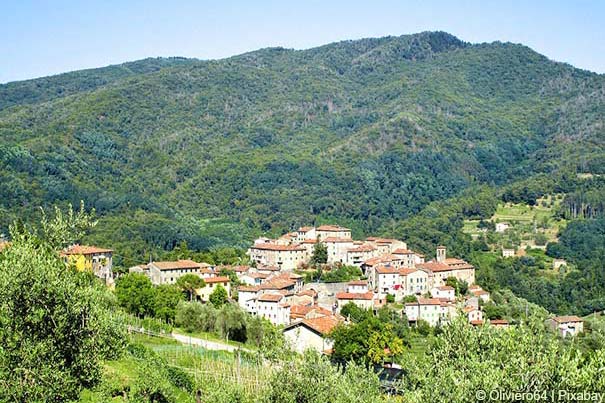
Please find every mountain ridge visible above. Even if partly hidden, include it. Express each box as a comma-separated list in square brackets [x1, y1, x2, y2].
[1, 31, 603, 263]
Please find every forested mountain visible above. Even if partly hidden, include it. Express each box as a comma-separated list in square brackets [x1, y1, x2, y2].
[1, 31, 604, 263]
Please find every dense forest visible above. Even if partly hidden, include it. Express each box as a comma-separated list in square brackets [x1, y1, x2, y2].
[1, 31, 604, 267]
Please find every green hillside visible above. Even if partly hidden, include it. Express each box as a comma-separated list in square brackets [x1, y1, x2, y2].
[1, 31, 604, 264]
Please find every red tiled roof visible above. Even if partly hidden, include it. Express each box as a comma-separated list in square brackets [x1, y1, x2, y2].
[470, 320, 484, 326]
[62, 244, 113, 255]
[238, 285, 260, 292]
[258, 293, 284, 302]
[296, 289, 317, 297]
[443, 258, 474, 269]
[436, 286, 455, 291]
[260, 279, 296, 290]
[250, 243, 306, 252]
[204, 276, 230, 284]
[301, 239, 318, 244]
[398, 268, 419, 276]
[347, 280, 367, 286]
[336, 292, 374, 300]
[303, 315, 340, 335]
[376, 266, 399, 274]
[322, 237, 353, 243]
[298, 226, 314, 232]
[417, 262, 451, 272]
[317, 225, 350, 232]
[392, 248, 414, 254]
[150, 260, 205, 271]
[347, 244, 376, 253]
[552, 315, 583, 323]
[490, 319, 509, 325]
[416, 298, 442, 305]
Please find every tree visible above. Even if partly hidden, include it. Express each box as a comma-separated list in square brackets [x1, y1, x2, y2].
[399, 318, 605, 402]
[115, 273, 156, 317]
[174, 301, 204, 333]
[0, 211, 123, 401]
[330, 316, 404, 365]
[209, 284, 229, 307]
[39, 201, 97, 249]
[310, 243, 327, 265]
[154, 285, 184, 323]
[340, 302, 371, 323]
[176, 274, 205, 301]
[215, 303, 246, 342]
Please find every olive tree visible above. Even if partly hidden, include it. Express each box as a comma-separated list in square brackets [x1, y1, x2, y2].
[0, 214, 124, 401]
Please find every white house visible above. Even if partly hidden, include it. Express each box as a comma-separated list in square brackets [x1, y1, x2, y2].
[237, 285, 260, 314]
[545, 316, 584, 337]
[431, 285, 455, 301]
[400, 268, 431, 297]
[346, 280, 368, 294]
[256, 293, 291, 326]
[502, 248, 515, 258]
[315, 225, 351, 240]
[335, 291, 374, 312]
[405, 298, 446, 327]
[283, 315, 340, 354]
[374, 266, 400, 298]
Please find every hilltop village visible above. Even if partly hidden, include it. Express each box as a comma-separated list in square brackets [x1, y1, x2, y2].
[56, 224, 585, 354]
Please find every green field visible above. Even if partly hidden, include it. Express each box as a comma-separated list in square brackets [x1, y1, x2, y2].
[464, 195, 567, 249]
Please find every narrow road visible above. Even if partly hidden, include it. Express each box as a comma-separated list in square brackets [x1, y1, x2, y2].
[171, 332, 252, 353]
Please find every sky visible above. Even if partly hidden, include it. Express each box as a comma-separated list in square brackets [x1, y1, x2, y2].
[2, 0, 605, 83]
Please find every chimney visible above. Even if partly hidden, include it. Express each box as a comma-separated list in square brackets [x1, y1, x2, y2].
[436, 246, 446, 263]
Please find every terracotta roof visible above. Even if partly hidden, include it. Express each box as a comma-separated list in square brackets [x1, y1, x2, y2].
[470, 320, 484, 326]
[392, 248, 414, 254]
[260, 279, 296, 290]
[416, 298, 442, 305]
[150, 260, 205, 271]
[246, 272, 269, 279]
[336, 292, 374, 300]
[417, 262, 452, 272]
[399, 268, 420, 276]
[62, 244, 113, 255]
[249, 243, 306, 251]
[373, 238, 400, 244]
[436, 286, 455, 291]
[471, 289, 489, 296]
[238, 285, 260, 292]
[363, 255, 401, 266]
[443, 258, 474, 269]
[296, 289, 317, 297]
[257, 265, 281, 271]
[258, 293, 284, 302]
[303, 315, 340, 335]
[301, 239, 318, 244]
[347, 244, 376, 253]
[317, 225, 350, 232]
[490, 319, 509, 325]
[347, 280, 368, 286]
[376, 266, 399, 274]
[322, 237, 353, 243]
[204, 276, 230, 284]
[551, 315, 583, 323]
[290, 304, 315, 318]
[298, 226, 314, 232]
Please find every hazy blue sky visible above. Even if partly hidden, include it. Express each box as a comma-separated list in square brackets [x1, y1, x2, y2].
[2, 0, 604, 83]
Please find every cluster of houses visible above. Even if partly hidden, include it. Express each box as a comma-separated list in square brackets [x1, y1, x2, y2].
[24, 224, 585, 354]
[129, 259, 231, 302]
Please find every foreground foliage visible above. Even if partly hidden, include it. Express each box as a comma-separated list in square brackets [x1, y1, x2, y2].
[0, 212, 125, 401]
